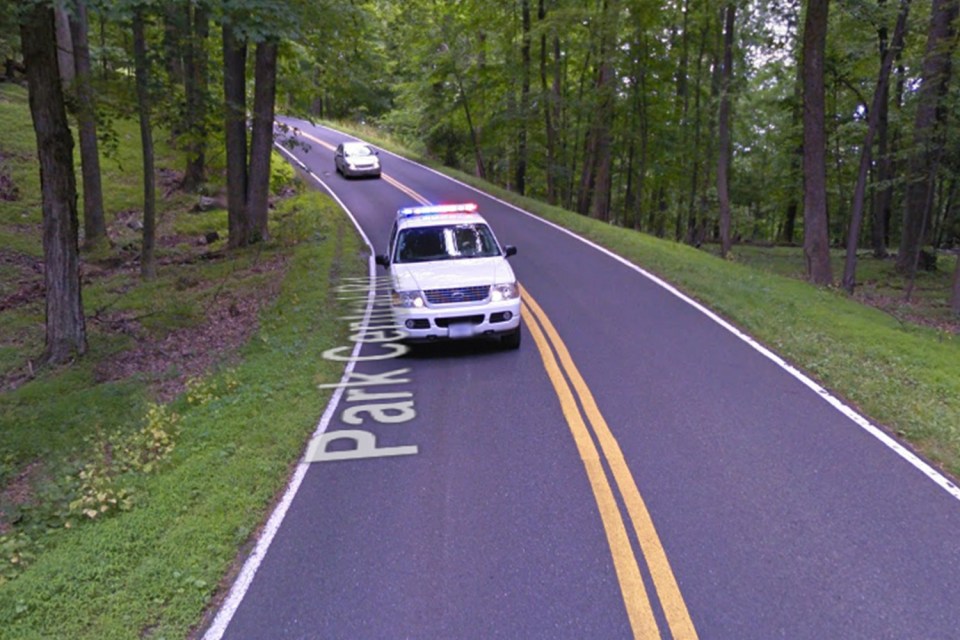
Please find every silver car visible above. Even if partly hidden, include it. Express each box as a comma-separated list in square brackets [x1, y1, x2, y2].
[334, 142, 381, 178]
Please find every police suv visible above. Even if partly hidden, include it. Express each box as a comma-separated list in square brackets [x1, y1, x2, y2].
[375, 203, 521, 349]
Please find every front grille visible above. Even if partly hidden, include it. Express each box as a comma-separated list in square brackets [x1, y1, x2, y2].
[424, 285, 489, 305]
[435, 315, 484, 327]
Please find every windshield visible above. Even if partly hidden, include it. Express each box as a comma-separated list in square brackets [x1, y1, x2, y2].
[344, 144, 373, 157]
[394, 224, 501, 263]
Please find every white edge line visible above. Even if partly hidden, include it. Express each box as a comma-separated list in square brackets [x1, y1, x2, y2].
[289, 123, 960, 503]
[202, 142, 378, 640]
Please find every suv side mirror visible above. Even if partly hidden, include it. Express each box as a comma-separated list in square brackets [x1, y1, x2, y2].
[375, 254, 390, 267]
[503, 245, 517, 257]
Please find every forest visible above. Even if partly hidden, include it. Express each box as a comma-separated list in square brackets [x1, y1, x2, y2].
[2, 0, 960, 367]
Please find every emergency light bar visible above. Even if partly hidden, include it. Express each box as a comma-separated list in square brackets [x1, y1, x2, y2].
[397, 203, 478, 217]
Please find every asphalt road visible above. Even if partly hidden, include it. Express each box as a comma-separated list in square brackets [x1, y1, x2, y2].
[204, 118, 960, 639]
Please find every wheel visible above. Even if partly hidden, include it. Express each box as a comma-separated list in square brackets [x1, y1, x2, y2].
[500, 327, 521, 350]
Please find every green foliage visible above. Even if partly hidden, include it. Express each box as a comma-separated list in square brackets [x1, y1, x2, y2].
[269, 149, 297, 194]
[0, 213, 365, 638]
[269, 189, 337, 245]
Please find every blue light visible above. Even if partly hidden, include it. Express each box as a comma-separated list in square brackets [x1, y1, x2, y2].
[397, 203, 479, 218]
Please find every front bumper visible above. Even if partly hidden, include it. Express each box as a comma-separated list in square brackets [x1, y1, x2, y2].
[392, 297, 521, 342]
[342, 164, 381, 178]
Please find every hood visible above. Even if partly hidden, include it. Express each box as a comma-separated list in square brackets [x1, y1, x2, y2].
[392, 257, 516, 292]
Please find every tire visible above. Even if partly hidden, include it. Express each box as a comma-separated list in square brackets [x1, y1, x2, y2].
[500, 327, 521, 350]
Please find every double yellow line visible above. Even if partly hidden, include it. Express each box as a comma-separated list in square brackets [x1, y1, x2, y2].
[286, 125, 696, 637]
[522, 286, 697, 639]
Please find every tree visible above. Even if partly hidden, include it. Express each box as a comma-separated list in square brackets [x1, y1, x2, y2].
[132, 3, 157, 279]
[222, 21, 249, 248]
[576, 0, 620, 221]
[181, 0, 209, 193]
[842, 0, 910, 293]
[68, 0, 108, 250]
[220, 1, 292, 248]
[20, 0, 87, 364]
[717, 4, 736, 258]
[516, 0, 531, 196]
[247, 39, 278, 242]
[896, 0, 959, 276]
[802, 0, 834, 285]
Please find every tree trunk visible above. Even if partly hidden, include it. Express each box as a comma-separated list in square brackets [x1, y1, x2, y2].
[896, 0, 959, 274]
[54, 2, 74, 88]
[577, 0, 618, 221]
[802, 0, 834, 285]
[162, 3, 185, 87]
[133, 8, 157, 280]
[247, 40, 278, 243]
[538, 0, 558, 205]
[842, 0, 910, 293]
[717, 4, 735, 258]
[782, 45, 804, 245]
[685, 24, 708, 246]
[223, 25, 249, 248]
[182, 1, 209, 193]
[872, 0, 894, 258]
[68, 0, 107, 250]
[21, 2, 87, 364]
[590, 59, 615, 222]
[516, 0, 531, 196]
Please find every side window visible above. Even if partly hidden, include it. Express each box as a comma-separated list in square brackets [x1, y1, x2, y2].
[388, 222, 398, 261]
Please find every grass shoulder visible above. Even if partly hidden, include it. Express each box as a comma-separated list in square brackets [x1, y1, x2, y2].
[0, 85, 366, 637]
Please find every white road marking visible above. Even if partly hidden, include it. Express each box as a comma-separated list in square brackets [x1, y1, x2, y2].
[202, 142, 379, 640]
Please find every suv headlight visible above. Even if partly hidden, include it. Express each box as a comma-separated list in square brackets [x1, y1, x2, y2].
[392, 290, 425, 308]
[490, 283, 518, 302]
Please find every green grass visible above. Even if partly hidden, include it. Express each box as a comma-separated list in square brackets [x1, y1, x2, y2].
[0, 207, 364, 639]
[0, 83, 366, 638]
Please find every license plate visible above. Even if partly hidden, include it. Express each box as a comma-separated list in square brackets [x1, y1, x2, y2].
[448, 323, 473, 339]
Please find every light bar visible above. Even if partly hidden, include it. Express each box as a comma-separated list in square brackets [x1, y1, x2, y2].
[397, 203, 478, 217]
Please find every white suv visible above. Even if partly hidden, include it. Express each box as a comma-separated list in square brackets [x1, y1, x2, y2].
[375, 203, 521, 349]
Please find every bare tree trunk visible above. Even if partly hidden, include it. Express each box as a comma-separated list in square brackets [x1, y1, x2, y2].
[68, 0, 107, 250]
[686, 24, 708, 245]
[182, 1, 209, 193]
[54, 2, 74, 88]
[577, 0, 618, 220]
[896, 0, 959, 274]
[21, 2, 87, 364]
[842, 0, 910, 293]
[223, 25, 249, 248]
[515, 0, 531, 196]
[717, 4, 735, 258]
[802, 0, 834, 285]
[133, 8, 156, 280]
[538, 0, 558, 205]
[872, 0, 894, 257]
[782, 43, 804, 245]
[247, 40, 278, 243]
